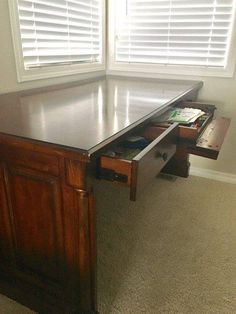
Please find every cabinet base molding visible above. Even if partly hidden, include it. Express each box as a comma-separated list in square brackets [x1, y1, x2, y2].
[0, 273, 64, 313]
[190, 167, 236, 185]
[0, 272, 98, 314]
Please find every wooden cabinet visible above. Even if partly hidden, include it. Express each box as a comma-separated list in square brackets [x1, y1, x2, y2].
[0, 140, 96, 313]
[0, 77, 230, 314]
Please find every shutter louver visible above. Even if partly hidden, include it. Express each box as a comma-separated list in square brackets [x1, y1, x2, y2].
[18, 0, 102, 68]
[116, 0, 235, 68]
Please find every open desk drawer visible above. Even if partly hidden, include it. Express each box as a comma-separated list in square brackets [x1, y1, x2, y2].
[176, 101, 217, 140]
[152, 101, 216, 141]
[162, 116, 230, 178]
[187, 116, 230, 159]
[98, 123, 178, 201]
[151, 101, 230, 159]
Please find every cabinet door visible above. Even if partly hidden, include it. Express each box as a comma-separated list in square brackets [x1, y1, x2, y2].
[0, 164, 14, 263]
[6, 165, 64, 283]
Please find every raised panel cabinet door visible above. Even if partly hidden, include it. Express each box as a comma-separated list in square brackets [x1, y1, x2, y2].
[0, 164, 14, 264]
[6, 165, 65, 283]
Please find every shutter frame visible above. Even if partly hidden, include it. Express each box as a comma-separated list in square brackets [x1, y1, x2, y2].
[115, 0, 235, 68]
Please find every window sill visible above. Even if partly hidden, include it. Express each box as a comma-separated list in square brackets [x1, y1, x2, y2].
[108, 61, 235, 79]
[16, 63, 106, 83]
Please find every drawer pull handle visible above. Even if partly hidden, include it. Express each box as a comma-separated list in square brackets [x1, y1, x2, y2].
[156, 152, 168, 161]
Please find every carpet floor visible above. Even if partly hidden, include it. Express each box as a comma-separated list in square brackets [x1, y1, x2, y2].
[0, 175, 236, 313]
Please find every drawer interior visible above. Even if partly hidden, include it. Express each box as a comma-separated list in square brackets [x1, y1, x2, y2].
[150, 101, 216, 141]
[98, 124, 176, 188]
[101, 126, 166, 162]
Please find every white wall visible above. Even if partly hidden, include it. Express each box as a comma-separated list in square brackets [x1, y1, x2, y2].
[191, 76, 236, 176]
[0, 0, 235, 176]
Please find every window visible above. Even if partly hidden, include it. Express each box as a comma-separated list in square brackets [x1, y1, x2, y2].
[8, 0, 105, 81]
[109, 0, 236, 77]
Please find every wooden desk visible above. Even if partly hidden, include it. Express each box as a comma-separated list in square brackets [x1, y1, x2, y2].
[0, 76, 229, 313]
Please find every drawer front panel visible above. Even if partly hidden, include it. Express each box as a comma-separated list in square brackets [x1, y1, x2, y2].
[130, 123, 178, 200]
[187, 116, 230, 160]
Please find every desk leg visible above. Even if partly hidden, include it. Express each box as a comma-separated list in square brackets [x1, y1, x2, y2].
[63, 161, 97, 313]
[162, 145, 190, 178]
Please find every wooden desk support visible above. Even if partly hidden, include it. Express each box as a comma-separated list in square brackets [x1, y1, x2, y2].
[0, 76, 229, 313]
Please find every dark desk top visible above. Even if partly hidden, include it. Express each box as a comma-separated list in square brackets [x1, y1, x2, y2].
[0, 76, 202, 154]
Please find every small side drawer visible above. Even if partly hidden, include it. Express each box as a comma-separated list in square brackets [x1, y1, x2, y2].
[151, 101, 216, 141]
[151, 101, 230, 160]
[187, 116, 230, 160]
[178, 101, 216, 140]
[98, 123, 178, 201]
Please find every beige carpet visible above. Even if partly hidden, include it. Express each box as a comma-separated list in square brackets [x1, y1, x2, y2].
[1, 175, 236, 313]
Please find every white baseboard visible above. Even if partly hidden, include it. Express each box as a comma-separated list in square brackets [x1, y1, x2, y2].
[190, 167, 236, 185]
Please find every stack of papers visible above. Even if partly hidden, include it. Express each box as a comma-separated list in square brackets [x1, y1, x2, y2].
[152, 107, 206, 125]
[167, 108, 205, 124]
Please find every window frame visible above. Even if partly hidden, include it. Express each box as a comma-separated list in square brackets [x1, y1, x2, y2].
[108, 0, 236, 78]
[8, 0, 106, 82]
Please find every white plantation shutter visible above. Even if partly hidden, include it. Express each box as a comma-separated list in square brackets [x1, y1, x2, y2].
[115, 0, 235, 68]
[17, 0, 102, 68]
